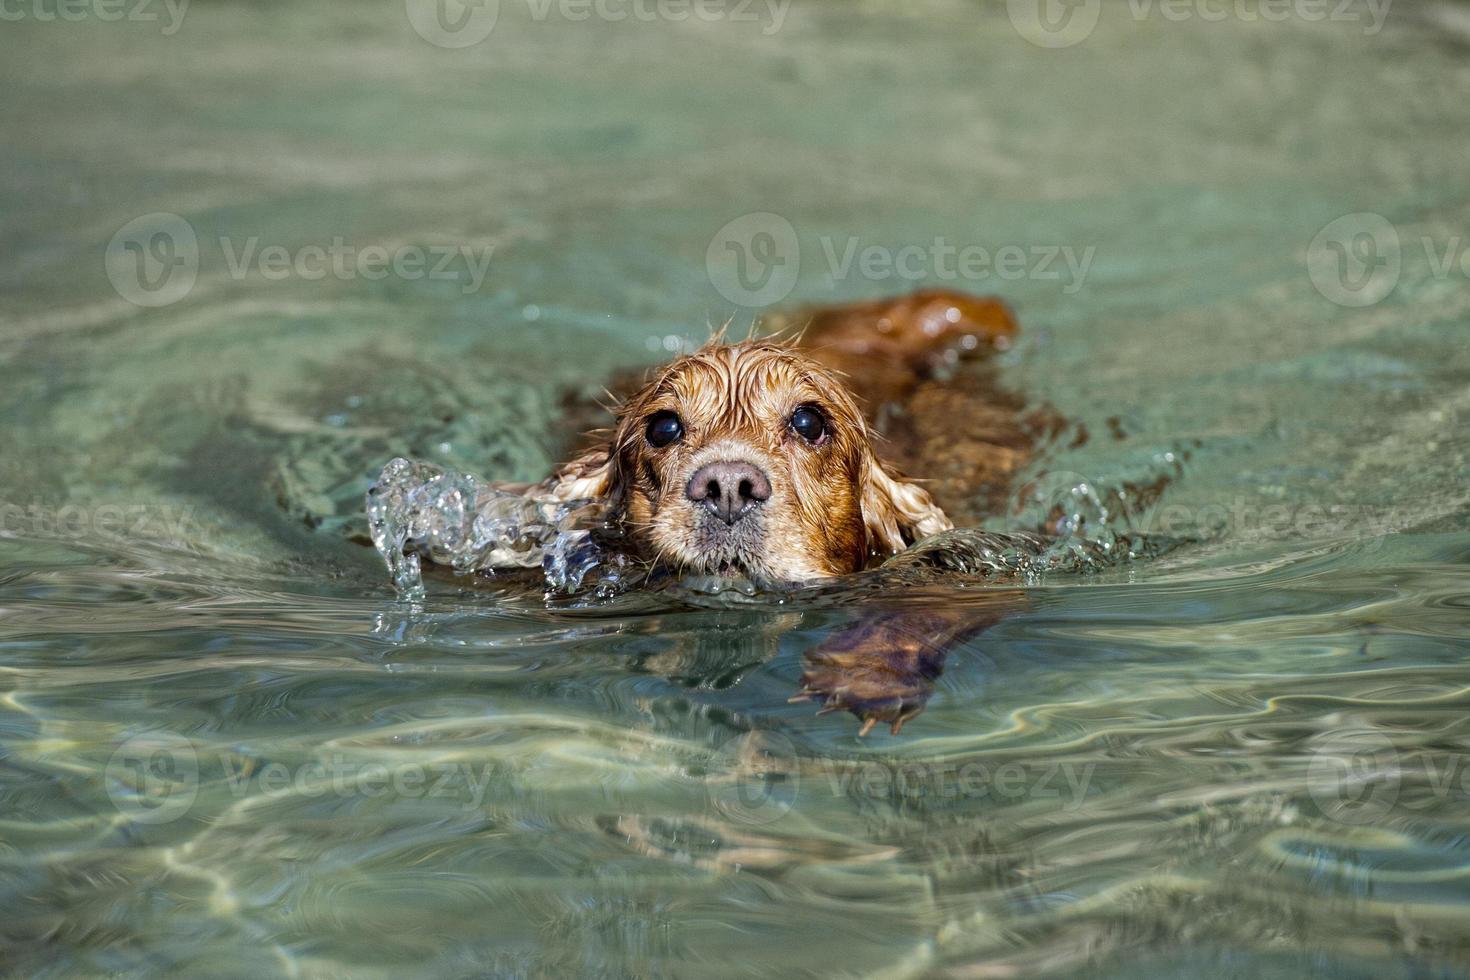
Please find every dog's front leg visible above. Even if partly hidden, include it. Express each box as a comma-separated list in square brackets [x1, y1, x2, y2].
[792, 596, 1018, 736]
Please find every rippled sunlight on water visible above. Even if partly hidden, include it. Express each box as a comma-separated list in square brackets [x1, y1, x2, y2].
[2, 1, 1469, 977]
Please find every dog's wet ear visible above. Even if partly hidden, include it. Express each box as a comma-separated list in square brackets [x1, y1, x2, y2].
[545, 370, 661, 506]
[861, 460, 952, 555]
[546, 444, 619, 503]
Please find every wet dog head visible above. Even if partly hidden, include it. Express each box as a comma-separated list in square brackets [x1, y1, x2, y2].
[549, 340, 950, 581]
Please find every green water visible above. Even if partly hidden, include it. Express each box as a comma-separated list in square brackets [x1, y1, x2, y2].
[3, 1, 1470, 976]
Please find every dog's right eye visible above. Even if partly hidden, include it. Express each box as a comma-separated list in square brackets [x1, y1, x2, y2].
[645, 411, 684, 448]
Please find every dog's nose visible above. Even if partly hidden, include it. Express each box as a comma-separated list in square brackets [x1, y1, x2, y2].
[686, 460, 772, 525]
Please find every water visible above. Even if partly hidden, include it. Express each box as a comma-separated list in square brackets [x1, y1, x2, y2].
[363, 456, 626, 598]
[3, 1, 1470, 976]
[363, 454, 1169, 598]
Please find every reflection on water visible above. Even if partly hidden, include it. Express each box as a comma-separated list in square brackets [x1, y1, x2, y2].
[3, 0, 1470, 976]
[3, 535, 1469, 976]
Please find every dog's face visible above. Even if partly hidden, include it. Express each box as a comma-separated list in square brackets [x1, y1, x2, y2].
[550, 341, 950, 581]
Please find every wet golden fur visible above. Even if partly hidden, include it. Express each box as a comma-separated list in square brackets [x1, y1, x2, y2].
[546, 339, 953, 582]
[545, 289, 1027, 585]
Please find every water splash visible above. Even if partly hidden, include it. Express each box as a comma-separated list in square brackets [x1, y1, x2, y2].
[366, 455, 1181, 600]
[882, 526, 1163, 584]
[365, 457, 631, 599]
[877, 459, 1186, 584]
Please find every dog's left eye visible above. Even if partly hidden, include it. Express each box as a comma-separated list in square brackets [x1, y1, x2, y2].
[645, 411, 684, 448]
[789, 405, 827, 443]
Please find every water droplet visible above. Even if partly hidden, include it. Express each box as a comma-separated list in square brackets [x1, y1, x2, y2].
[366, 457, 632, 599]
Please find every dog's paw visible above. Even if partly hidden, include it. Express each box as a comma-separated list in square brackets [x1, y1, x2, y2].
[792, 645, 940, 736]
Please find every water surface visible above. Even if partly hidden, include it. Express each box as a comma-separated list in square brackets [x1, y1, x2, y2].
[2, 2, 1469, 976]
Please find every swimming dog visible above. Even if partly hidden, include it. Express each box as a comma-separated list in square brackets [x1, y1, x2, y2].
[537, 290, 1036, 733]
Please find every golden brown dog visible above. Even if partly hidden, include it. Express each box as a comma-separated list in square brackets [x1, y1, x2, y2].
[547, 340, 949, 581]
[539, 289, 1037, 734]
[548, 290, 1027, 568]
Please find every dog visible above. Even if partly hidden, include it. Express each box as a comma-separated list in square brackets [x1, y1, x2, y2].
[547, 290, 1030, 565]
[530, 289, 1041, 734]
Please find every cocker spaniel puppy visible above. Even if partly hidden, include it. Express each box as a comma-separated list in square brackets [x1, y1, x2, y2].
[548, 289, 1025, 580]
[546, 339, 952, 582]
[538, 289, 1034, 734]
